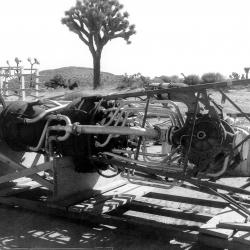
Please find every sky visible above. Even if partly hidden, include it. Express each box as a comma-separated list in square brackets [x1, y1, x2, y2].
[1, 0, 250, 78]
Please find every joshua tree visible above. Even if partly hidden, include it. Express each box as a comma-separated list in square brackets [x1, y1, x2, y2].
[62, 0, 136, 89]
[27, 57, 40, 88]
[14, 57, 22, 83]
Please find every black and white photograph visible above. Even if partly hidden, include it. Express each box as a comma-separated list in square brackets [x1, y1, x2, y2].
[0, 0, 250, 249]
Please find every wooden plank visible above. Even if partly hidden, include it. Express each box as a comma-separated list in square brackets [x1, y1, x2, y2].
[0, 152, 53, 190]
[123, 210, 202, 230]
[0, 181, 41, 196]
[199, 233, 248, 250]
[0, 195, 199, 244]
[68, 184, 151, 214]
[0, 161, 53, 184]
[233, 230, 250, 245]
[129, 198, 212, 223]
[52, 183, 136, 209]
[200, 207, 247, 239]
[144, 192, 227, 208]
[67, 184, 139, 213]
[218, 222, 250, 232]
[121, 209, 200, 240]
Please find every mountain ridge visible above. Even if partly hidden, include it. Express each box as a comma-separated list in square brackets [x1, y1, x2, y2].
[39, 66, 123, 87]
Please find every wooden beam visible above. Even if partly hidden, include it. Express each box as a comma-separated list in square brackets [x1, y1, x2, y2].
[0, 195, 198, 243]
[200, 207, 247, 239]
[129, 199, 212, 223]
[68, 184, 151, 214]
[233, 230, 250, 246]
[144, 192, 227, 208]
[0, 181, 41, 196]
[0, 152, 53, 190]
[0, 161, 53, 185]
[217, 222, 250, 232]
[199, 233, 247, 250]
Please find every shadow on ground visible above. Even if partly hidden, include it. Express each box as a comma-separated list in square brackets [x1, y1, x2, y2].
[0, 206, 218, 250]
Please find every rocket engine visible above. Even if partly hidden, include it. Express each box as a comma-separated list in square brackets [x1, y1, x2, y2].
[0, 97, 128, 172]
[0, 81, 249, 180]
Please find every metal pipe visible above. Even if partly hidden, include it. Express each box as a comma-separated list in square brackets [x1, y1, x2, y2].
[101, 103, 125, 126]
[68, 124, 159, 139]
[0, 94, 6, 109]
[96, 112, 129, 147]
[206, 156, 230, 178]
[79, 79, 250, 101]
[43, 99, 66, 107]
[103, 152, 175, 168]
[23, 104, 68, 124]
[112, 148, 168, 157]
[122, 170, 182, 190]
[29, 114, 72, 151]
[28, 118, 53, 151]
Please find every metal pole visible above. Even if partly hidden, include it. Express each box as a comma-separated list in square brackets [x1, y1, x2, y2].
[0, 69, 3, 96]
[74, 125, 159, 139]
[79, 79, 250, 101]
[49, 124, 159, 139]
[35, 69, 39, 99]
[20, 67, 25, 101]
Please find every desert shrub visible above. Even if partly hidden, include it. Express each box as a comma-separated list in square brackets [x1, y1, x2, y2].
[67, 78, 80, 90]
[53, 74, 67, 87]
[229, 72, 241, 80]
[183, 74, 201, 85]
[45, 74, 67, 88]
[117, 73, 144, 90]
[201, 72, 225, 83]
[159, 75, 182, 83]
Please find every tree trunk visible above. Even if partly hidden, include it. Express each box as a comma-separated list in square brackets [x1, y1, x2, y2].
[93, 53, 101, 89]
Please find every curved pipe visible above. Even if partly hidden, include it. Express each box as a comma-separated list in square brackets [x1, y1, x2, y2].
[103, 152, 181, 171]
[0, 94, 6, 109]
[122, 170, 183, 190]
[29, 114, 72, 151]
[206, 156, 230, 178]
[23, 104, 68, 124]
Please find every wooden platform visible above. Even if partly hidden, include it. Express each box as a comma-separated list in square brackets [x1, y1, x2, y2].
[0, 143, 250, 249]
[198, 182, 250, 249]
[0, 182, 204, 242]
[1, 178, 250, 249]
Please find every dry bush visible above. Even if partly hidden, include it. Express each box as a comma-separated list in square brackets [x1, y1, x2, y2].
[201, 72, 224, 83]
[183, 74, 201, 85]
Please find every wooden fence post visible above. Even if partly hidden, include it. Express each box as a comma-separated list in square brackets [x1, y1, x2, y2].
[5, 70, 8, 96]
[20, 67, 26, 101]
[0, 69, 3, 96]
[35, 69, 39, 99]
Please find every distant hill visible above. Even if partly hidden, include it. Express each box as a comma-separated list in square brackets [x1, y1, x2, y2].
[39, 66, 123, 88]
